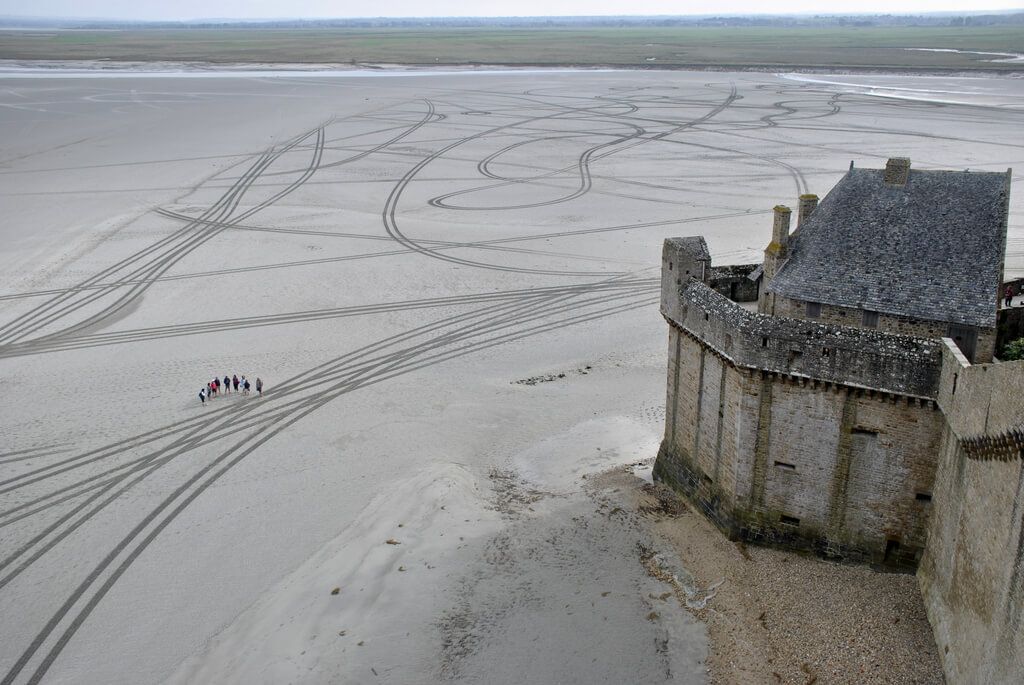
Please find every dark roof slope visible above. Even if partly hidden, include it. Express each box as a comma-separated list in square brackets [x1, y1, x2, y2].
[767, 166, 1010, 328]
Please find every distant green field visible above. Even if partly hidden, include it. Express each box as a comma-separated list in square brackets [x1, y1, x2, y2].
[1, 26, 1022, 70]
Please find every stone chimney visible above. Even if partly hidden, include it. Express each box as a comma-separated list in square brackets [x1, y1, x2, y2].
[798, 194, 819, 226]
[759, 206, 792, 315]
[884, 157, 911, 186]
[770, 205, 792, 251]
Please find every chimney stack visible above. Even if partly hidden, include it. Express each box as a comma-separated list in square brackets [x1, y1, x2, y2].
[772, 205, 792, 249]
[798, 194, 819, 226]
[884, 157, 911, 186]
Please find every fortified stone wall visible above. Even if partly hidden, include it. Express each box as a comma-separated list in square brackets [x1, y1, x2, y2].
[772, 294, 996, 363]
[919, 341, 1024, 683]
[669, 280, 943, 399]
[656, 277, 945, 567]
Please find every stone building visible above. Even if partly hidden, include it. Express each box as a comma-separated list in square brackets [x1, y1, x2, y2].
[760, 158, 1010, 362]
[655, 158, 1021, 680]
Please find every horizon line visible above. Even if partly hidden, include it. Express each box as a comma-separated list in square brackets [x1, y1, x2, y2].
[2, 9, 1024, 23]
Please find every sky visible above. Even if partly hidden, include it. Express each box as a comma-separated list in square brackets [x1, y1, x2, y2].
[2, 0, 1021, 21]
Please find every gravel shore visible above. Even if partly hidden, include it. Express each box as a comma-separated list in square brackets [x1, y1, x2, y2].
[596, 466, 944, 685]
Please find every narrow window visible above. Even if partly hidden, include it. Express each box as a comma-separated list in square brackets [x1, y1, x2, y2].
[668, 261, 673, 271]
[774, 461, 796, 471]
[863, 310, 879, 328]
[762, 336, 769, 347]
[779, 514, 800, 527]
[704, 313, 709, 321]
[915, 492, 933, 503]
[821, 347, 830, 357]
[852, 427, 878, 436]
[806, 301, 821, 318]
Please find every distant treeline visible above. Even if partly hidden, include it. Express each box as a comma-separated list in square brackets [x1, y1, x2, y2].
[3, 13, 1024, 30]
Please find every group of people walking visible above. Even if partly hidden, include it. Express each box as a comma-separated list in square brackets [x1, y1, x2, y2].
[199, 374, 263, 404]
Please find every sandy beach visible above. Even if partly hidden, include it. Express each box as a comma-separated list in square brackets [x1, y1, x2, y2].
[2, 68, 1022, 683]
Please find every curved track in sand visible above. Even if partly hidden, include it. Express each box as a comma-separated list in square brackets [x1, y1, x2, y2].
[3, 74, 1023, 683]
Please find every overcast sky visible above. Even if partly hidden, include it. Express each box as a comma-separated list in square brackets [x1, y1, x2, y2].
[2, 0, 1021, 20]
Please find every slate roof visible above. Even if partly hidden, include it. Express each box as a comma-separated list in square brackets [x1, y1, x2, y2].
[766, 166, 1010, 328]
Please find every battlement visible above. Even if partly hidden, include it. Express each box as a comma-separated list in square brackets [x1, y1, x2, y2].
[664, 278, 943, 399]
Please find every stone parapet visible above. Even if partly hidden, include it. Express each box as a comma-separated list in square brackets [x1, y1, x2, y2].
[665, 279, 943, 399]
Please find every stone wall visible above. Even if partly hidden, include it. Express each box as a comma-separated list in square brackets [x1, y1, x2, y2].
[997, 305, 1024, 354]
[656, 278, 945, 567]
[658, 241, 1024, 676]
[669, 280, 943, 399]
[661, 237, 711, 325]
[709, 263, 760, 303]
[918, 340, 1024, 683]
[772, 294, 996, 363]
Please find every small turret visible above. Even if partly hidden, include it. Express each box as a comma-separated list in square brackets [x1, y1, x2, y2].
[661, 237, 711, 322]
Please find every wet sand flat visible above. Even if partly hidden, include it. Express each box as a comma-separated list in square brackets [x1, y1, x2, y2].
[1, 70, 1022, 684]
